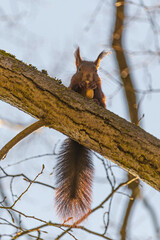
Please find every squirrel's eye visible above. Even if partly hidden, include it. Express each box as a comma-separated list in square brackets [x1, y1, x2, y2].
[78, 67, 81, 72]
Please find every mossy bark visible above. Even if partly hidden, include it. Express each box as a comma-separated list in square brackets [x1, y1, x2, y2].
[0, 51, 160, 191]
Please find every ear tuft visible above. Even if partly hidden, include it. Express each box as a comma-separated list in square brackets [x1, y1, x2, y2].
[74, 47, 82, 68]
[94, 51, 111, 69]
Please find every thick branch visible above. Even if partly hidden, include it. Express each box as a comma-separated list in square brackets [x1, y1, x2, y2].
[0, 50, 160, 191]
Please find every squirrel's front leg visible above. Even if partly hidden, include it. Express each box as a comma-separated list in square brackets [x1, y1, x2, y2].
[69, 73, 87, 93]
[93, 75, 106, 108]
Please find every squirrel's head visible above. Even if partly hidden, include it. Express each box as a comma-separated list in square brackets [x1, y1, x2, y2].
[74, 47, 110, 74]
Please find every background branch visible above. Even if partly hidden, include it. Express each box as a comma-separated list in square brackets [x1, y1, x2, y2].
[0, 120, 45, 160]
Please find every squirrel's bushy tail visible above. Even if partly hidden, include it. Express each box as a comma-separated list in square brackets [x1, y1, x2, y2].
[55, 138, 94, 220]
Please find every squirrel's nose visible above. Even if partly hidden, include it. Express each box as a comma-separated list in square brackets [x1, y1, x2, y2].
[86, 74, 90, 80]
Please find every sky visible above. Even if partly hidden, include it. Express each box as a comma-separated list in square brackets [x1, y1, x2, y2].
[0, 0, 160, 239]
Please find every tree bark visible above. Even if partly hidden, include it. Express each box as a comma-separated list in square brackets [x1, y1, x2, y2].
[0, 50, 160, 191]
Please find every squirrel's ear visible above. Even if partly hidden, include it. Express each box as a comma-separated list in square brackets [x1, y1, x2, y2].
[74, 47, 82, 68]
[94, 51, 111, 69]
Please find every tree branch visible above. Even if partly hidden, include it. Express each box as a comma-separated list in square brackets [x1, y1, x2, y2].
[0, 50, 160, 191]
[112, 2, 140, 239]
[112, 1, 138, 124]
[0, 120, 45, 160]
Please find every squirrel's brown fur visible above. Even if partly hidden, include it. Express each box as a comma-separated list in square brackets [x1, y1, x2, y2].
[55, 47, 109, 220]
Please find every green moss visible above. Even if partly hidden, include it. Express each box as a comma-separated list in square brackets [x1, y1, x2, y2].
[28, 64, 37, 70]
[0, 49, 62, 85]
[41, 69, 48, 75]
[54, 77, 62, 84]
[0, 49, 16, 59]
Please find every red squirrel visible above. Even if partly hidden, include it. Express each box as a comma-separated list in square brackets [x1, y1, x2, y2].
[55, 47, 109, 220]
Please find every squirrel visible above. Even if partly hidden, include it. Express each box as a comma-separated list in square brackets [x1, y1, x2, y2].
[55, 47, 109, 220]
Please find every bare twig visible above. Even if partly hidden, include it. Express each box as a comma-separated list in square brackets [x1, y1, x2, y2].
[0, 166, 55, 190]
[11, 165, 44, 208]
[56, 178, 138, 239]
[12, 223, 48, 240]
[0, 120, 45, 160]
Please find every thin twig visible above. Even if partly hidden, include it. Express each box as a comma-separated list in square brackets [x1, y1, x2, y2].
[56, 178, 138, 239]
[11, 165, 45, 208]
[0, 119, 45, 160]
[12, 223, 48, 240]
[0, 166, 55, 190]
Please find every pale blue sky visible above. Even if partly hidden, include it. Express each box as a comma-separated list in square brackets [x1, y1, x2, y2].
[0, 0, 160, 239]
